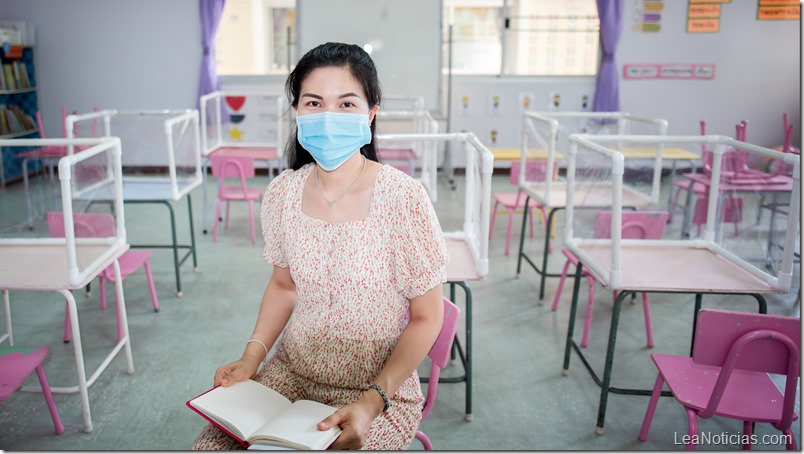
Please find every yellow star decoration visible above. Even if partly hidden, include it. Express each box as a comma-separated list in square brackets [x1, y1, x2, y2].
[228, 126, 244, 141]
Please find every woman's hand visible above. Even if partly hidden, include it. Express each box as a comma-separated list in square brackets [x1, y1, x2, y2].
[317, 392, 384, 450]
[213, 357, 261, 387]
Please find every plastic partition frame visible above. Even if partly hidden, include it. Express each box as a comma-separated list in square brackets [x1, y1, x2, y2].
[565, 134, 801, 291]
[65, 109, 203, 202]
[377, 110, 440, 200]
[520, 111, 668, 206]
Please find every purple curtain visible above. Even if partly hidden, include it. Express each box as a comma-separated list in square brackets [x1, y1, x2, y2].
[198, 0, 226, 101]
[592, 0, 623, 112]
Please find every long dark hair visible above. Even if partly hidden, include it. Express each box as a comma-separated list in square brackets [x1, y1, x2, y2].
[285, 42, 382, 171]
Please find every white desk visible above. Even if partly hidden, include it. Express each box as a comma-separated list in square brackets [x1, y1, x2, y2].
[0, 242, 135, 432]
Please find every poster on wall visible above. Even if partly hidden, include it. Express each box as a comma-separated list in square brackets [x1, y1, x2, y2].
[519, 93, 535, 113]
[686, 0, 731, 33]
[757, 0, 800, 20]
[488, 127, 500, 146]
[632, 0, 663, 32]
[623, 63, 715, 80]
[459, 94, 471, 117]
[488, 93, 502, 116]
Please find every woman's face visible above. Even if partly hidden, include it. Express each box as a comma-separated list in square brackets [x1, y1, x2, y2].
[295, 65, 378, 123]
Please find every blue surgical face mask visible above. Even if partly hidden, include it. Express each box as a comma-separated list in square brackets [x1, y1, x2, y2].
[296, 112, 372, 171]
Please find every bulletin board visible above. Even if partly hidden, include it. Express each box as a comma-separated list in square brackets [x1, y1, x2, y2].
[297, 0, 442, 112]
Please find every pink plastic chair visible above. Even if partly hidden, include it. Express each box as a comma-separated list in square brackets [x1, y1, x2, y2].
[46, 212, 159, 342]
[414, 297, 461, 450]
[0, 345, 64, 435]
[639, 308, 800, 450]
[489, 160, 553, 255]
[210, 155, 263, 245]
[551, 210, 669, 348]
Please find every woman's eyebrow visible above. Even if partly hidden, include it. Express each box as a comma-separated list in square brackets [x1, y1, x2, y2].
[339, 92, 362, 99]
[301, 93, 323, 99]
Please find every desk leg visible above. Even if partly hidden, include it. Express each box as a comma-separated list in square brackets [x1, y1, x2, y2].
[594, 290, 631, 435]
[538, 208, 558, 302]
[23, 158, 34, 229]
[112, 260, 135, 375]
[187, 194, 199, 271]
[515, 195, 532, 277]
[681, 179, 695, 239]
[165, 202, 182, 297]
[561, 261, 584, 375]
[202, 159, 210, 234]
[58, 289, 93, 433]
[1, 289, 12, 345]
[422, 281, 472, 421]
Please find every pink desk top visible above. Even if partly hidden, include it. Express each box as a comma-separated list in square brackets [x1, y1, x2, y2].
[445, 238, 482, 282]
[574, 243, 782, 294]
[520, 182, 653, 209]
[684, 173, 794, 192]
[0, 243, 128, 290]
[377, 148, 416, 160]
[208, 146, 278, 161]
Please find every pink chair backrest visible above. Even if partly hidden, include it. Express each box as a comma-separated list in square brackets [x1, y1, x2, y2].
[692, 309, 800, 423]
[510, 160, 556, 186]
[46, 212, 117, 238]
[36, 107, 70, 139]
[592, 211, 669, 240]
[210, 155, 256, 180]
[420, 298, 461, 420]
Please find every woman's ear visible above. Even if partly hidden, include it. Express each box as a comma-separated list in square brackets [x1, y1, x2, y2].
[368, 104, 379, 125]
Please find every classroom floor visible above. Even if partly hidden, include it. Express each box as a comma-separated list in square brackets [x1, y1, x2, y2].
[0, 168, 800, 451]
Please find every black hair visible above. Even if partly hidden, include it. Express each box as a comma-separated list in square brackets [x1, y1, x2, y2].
[285, 42, 382, 170]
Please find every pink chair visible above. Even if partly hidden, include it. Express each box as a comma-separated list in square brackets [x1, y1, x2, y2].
[46, 212, 159, 342]
[551, 210, 669, 348]
[414, 297, 461, 450]
[210, 155, 263, 245]
[0, 345, 64, 435]
[639, 308, 800, 450]
[489, 160, 553, 255]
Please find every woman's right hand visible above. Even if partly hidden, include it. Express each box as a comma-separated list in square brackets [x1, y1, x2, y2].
[213, 357, 260, 387]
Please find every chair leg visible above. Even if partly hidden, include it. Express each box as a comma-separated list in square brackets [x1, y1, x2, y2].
[213, 199, 222, 242]
[685, 408, 699, 450]
[415, 430, 433, 450]
[527, 206, 535, 238]
[783, 428, 797, 450]
[99, 275, 107, 310]
[742, 420, 752, 450]
[638, 374, 665, 442]
[225, 201, 231, 229]
[62, 300, 71, 343]
[248, 200, 256, 245]
[550, 257, 573, 312]
[580, 274, 596, 348]
[114, 285, 123, 343]
[642, 292, 654, 348]
[34, 365, 64, 435]
[489, 201, 499, 239]
[504, 208, 515, 256]
[143, 261, 160, 312]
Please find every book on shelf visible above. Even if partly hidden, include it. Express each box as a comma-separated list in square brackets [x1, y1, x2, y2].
[2, 64, 15, 90]
[186, 380, 342, 450]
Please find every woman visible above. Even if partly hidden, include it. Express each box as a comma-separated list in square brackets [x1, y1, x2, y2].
[191, 42, 449, 450]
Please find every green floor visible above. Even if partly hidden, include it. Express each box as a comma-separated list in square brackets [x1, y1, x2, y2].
[0, 170, 800, 450]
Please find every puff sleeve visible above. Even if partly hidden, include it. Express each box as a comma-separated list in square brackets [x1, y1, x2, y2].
[261, 169, 293, 268]
[393, 179, 449, 300]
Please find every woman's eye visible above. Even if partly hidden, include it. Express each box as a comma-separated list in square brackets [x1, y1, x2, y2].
[307, 101, 321, 107]
[342, 101, 355, 108]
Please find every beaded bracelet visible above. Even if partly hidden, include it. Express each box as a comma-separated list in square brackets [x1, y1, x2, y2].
[367, 383, 390, 413]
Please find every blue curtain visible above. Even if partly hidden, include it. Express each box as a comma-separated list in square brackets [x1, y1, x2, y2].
[593, 0, 624, 112]
[198, 0, 226, 102]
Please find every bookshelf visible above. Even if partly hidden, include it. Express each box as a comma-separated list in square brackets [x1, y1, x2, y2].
[0, 45, 39, 187]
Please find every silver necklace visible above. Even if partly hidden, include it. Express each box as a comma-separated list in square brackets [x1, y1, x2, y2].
[315, 156, 367, 208]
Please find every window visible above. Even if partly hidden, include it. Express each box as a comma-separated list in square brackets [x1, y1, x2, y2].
[215, 0, 296, 76]
[444, 0, 600, 76]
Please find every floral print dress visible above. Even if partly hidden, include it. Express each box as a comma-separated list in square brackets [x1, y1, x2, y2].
[192, 163, 449, 450]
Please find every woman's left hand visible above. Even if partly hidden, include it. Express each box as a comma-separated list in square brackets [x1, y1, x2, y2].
[317, 393, 383, 450]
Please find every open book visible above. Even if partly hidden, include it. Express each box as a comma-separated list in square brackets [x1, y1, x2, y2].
[187, 379, 342, 450]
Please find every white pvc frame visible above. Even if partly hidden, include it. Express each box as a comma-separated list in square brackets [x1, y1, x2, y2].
[199, 90, 291, 159]
[375, 132, 493, 278]
[564, 134, 801, 291]
[376, 110, 440, 201]
[66, 109, 203, 201]
[520, 111, 668, 206]
[0, 137, 127, 287]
